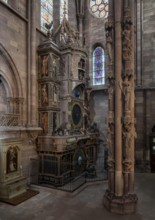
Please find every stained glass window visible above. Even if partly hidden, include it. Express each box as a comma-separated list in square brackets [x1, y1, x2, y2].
[60, 0, 68, 23]
[93, 47, 105, 85]
[90, 0, 109, 18]
[41, 0, 53, 32]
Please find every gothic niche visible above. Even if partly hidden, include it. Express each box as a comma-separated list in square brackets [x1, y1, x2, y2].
[6, 146, 18, 173]
[78, 58, 85, 80]
[41, 55, 49, 77]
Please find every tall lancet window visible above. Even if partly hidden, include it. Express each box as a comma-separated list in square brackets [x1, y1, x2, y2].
[90, 0, 109, 18]
[93, 47, 105, 85]
[60, 0, 68, 23]
[41, 0, 53, 32]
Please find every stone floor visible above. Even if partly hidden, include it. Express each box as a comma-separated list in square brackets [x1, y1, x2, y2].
[0, 173, 155, 220]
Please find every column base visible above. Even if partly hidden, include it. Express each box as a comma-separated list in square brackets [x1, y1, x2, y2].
[103, 190, 138, 214]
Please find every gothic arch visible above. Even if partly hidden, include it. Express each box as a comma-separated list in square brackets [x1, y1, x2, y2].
[0, 43, 23, 98]
[0, 44, 23, 124]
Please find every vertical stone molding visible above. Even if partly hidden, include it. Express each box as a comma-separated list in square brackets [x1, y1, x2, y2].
[103, 0, 138, 214]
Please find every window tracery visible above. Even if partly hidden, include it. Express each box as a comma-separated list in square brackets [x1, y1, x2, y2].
[93, 47, 105, 85]
[41, 0, 53, 32]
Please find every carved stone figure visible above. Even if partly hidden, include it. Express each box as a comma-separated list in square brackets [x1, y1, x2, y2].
[106, 127, 113, 158]
[42, 84, 48, 105]
[106, 32, 113, 62]
[7, 147, 17, 173]
[41, 112, 48, 134]
[53, 85, 58, 103]
[107, 70, 114, 83]
[42, 56, 48, 77]
[123, 81, 131, 111]
[122, 19, 132, 60]
[123, 124, 132, 160]
[105, 21, 113, 62]
[108, 85, 114, 111]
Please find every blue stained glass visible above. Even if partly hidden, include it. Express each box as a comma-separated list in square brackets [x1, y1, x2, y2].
[93, 47, 105, 85]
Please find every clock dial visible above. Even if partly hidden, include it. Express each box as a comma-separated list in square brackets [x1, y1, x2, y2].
[72, 104, 82, 125]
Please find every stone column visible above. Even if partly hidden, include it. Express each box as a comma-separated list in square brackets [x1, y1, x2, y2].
[30, 0, 37, 126]
[103, 0, 138, 214]
[105, 0, 115, 194]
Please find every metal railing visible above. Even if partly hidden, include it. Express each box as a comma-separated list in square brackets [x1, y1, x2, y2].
[30, 152, 108, 192]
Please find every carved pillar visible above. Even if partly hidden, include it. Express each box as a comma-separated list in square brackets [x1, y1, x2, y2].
[105, 0, 115, 194]
[103, 0, 138, 214]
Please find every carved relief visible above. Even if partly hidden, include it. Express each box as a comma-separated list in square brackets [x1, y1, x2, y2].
[0, 114, 19, 126]
[123, 159, 132, 173]
[123, 68, 133, 81]
[122, 16, 132, 61]
[107, 159, 115, 172]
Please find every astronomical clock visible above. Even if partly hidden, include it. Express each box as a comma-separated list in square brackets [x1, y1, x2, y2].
[37, 16, 99, 187]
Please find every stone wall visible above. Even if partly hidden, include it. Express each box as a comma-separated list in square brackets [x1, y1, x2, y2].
[83, 1, 108, 141]
[135, 0, 155, 169]
[0, 0, 41, 179]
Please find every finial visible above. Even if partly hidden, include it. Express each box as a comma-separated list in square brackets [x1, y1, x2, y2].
[63, 0, 67, 18]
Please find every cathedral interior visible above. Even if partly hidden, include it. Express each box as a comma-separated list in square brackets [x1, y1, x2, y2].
[0, 0, 155, 219]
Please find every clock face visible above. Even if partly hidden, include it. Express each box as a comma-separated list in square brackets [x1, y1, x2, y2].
[72, 104, 82, 125]
[73, 87, 81, 98]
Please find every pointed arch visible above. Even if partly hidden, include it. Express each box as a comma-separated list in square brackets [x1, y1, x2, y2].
[93, 46, 105, 85]
[0, 43, 23, 98]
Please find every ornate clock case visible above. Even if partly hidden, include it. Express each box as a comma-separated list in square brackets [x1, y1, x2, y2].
[37, 18, 99, 187]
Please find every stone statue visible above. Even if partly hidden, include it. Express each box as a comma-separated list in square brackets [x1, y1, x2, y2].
[42, 56, 48, 77]
[41, 112, 48, 134]
[7, 147, 17, 173]
[122, 19, 132, 60]
[119, 80, 131, 111]
[106, 32, 113, 62]
[42, 84, 48, 105]
[105, 21, 113, 62]
[123, 124, 132, 159]
[53, 85, 58, 103]
[106, 127, 113, 158]
[108, 85, 114, 111]
[123, 81, 131, 111]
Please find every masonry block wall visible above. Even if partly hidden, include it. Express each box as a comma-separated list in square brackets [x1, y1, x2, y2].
[83, 1, 108, 141]
[135, 0, 155, 168]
